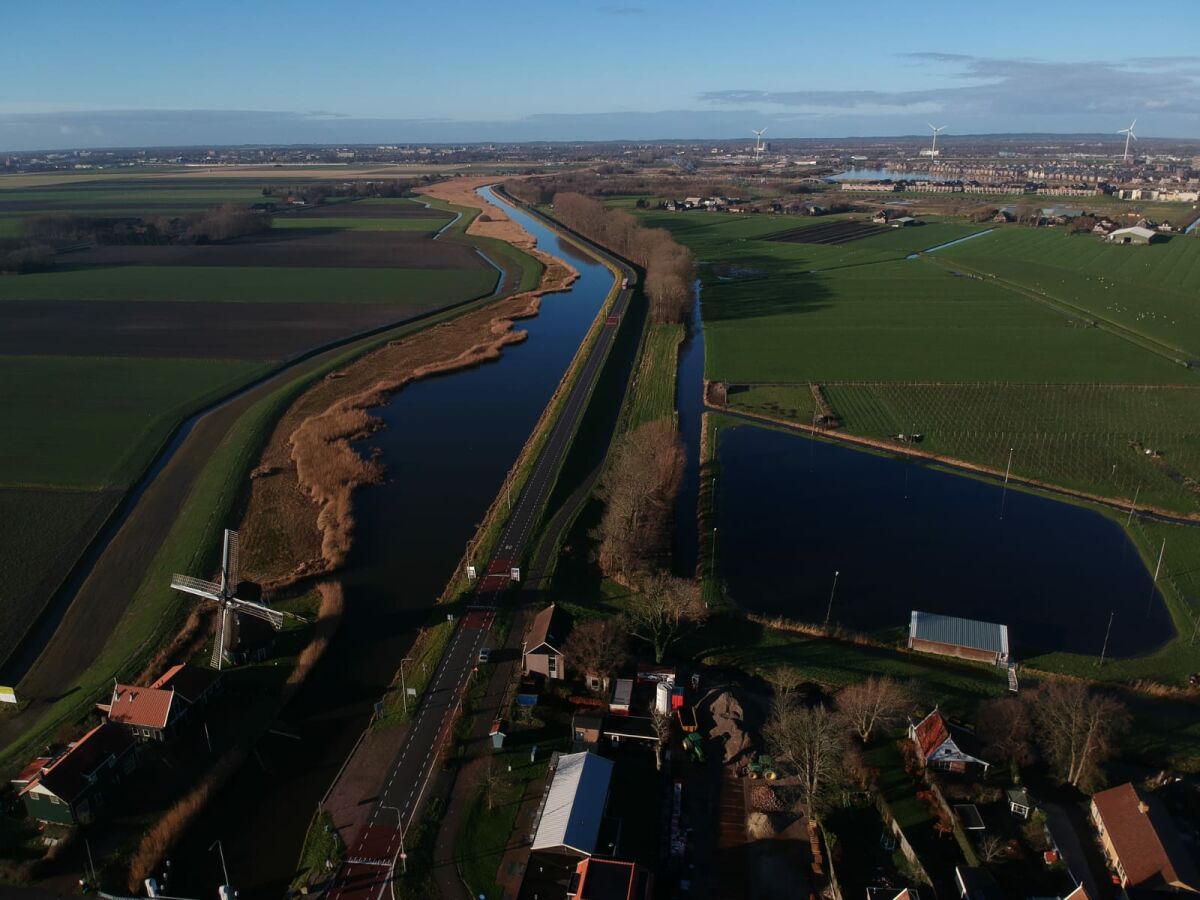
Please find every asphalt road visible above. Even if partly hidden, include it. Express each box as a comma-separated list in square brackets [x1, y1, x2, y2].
[327, 196, 635, 900]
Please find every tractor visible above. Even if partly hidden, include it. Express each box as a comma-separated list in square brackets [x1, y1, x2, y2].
[742, 753, 777, 780]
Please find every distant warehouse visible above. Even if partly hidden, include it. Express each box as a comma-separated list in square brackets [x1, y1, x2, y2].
[908, 611, 1010, 666]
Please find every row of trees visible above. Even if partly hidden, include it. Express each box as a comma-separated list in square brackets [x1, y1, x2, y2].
[23, 204, 271, 246]
[547, 191, 695, 324]
[763, 676, 1130, 821]
[506, 173, 727, 206]
[261, 177, 418, 204]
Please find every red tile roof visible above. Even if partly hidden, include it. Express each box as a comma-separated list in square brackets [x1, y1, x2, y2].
[526, 603, 570, 653]
[1093, 782, 1200, 891]
[913, 710, 951, 759]
[109, 684, 175, 730]
[12, 756, 52, 787]
[19, 723, 135, 804]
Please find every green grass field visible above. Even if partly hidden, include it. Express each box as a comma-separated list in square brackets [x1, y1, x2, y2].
[939, 227, 1200, 359]
[626, 323, 682, 429]
[0, 265, 497, 304]
[0, 355, 267, 489]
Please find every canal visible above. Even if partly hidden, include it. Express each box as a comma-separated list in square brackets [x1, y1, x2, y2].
[171, 187, 617, 897]
[714, 424, 1175, 659]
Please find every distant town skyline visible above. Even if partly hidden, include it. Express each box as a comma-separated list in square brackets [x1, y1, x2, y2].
[4, 0, 1200, 151]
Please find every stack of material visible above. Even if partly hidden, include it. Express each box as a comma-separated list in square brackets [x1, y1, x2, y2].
[709, 691, 752, 764]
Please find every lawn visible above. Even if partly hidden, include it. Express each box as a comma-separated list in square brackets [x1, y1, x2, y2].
[0, 355, 266, 489]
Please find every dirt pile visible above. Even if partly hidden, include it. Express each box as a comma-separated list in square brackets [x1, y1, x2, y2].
[709, 691, 753, 764]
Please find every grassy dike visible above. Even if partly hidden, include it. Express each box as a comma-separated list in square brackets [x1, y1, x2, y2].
[0, 196, 534, 779]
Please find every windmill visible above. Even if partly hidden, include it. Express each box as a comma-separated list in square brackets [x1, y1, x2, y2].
[170, 529, 299, 670]
[927, 123, 947, 156]
[1118, 119, 1137, 163]
[752, 128, 767, 162]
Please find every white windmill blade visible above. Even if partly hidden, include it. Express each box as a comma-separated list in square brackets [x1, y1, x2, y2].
[230, 599, 286, 630]
[171, 574, 223, 602]
[211, 606, 228, 670]
[221, 529, 239, 594]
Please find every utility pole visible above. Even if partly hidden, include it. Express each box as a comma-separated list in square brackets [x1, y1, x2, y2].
[1146, 539, 1166, 616]
[1000, 447, 1014, 521]
[1126, 483, 1140, 527]
[824, 570, 840, 630]
[1098, 609, 1115, 667]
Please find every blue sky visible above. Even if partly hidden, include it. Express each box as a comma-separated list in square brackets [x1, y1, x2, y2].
[3, 0, 1199, 149]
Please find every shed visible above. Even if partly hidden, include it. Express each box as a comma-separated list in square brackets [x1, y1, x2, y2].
[572, 712, 604, 751]
[610, 678, 633, 716]
[1007, 787, 1033, 819]
[531, 751, 614, 857]
[908, 611, 1010, 665]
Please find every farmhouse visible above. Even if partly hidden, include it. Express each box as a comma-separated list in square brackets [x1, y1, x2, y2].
[12, 723, 137, 825]
[523, 603, 571, 681]
[106, 664, 221, 742]
[908, 611, 1010, 665]
[1106, 226, 1162, 245]
[1090, 782, 1200, 894]
[531, 751, 615, 857]
[909, 709, 990, 775]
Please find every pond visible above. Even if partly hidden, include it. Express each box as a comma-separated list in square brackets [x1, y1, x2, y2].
[716, 424, 1175, 659]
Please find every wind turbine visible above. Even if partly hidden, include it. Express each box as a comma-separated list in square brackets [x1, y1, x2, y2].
[752, 128, 767, 162]
[170, 529, 301, 670]
[1118, 119, 1137, 163]
[928, 123, 947, 156]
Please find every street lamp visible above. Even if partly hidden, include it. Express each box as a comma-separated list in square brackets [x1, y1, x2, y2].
[399, 657, 413, 717]
[381, 805, 408, 874]
[823, 570, 840, 630]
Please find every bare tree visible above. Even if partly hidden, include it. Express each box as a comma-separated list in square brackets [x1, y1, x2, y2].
[764, 699, 849, 818]
[769, 666, 804, 697]
[627, 572, 706, 663]
[482, 755, 505, 811]
[562, 617, 629, 694]
[650, 710, 672, 772]
[977, 834, 1008, 864]
[594, 421, 684, 580]
[835, 677, 913, 744]
[976, 697, 1036, 768]
[1029, 682, 1130, 789]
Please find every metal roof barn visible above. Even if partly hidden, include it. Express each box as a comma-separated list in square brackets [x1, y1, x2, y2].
[531, 751, 614, 856]
[909, 611, 1009, 656]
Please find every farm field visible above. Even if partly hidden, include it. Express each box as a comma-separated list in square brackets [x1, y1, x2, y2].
[0, 176, 523, 677]
[938, 227, 1200, 359]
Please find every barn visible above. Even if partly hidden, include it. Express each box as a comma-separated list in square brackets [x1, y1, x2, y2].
[531, 751, 614, 857]
[908, 611, 1010, 665]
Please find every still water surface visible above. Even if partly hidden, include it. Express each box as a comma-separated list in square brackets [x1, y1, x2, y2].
[716, 425, 1174, 659]
[172, 188, 616, 897]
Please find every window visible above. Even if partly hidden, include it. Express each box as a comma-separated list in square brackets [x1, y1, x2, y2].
[548, 655, 558, 676]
